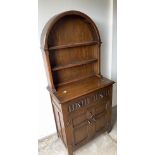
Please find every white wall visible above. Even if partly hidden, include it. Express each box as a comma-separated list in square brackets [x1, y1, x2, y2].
[112, 0, 117, 81]
[38, 0, 116, 139]
[112, 0, 117, 106]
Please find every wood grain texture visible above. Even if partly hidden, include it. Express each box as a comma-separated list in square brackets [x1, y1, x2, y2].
[52, 58, 97, 71]
[40, 11, 114, 155]
[49, 76, 114, 104]
[49, 41, 100, 50]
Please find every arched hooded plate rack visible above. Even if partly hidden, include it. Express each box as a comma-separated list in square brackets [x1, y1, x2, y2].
[40, 10, 103, 93]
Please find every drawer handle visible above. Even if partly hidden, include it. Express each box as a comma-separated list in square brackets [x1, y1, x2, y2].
[92, 117, 96, 122]
[88, 120, 91, 124]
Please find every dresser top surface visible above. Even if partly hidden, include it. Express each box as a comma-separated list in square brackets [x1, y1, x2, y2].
[50, 75, 114, 103]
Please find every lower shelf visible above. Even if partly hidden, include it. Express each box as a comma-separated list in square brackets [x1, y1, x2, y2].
[52, 58, 98, 71]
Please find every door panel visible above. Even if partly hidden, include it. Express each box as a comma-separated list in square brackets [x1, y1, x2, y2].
[95, 112, 107, 132]
[72, 112, 89, 146]
[94, 102, 108, 133]
[74, 121, 88, 145]
[73, 113, 87, 126]
[71, 99, 109, 147]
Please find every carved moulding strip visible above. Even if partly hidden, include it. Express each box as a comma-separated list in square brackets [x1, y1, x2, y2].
[68, 88, 110, 112]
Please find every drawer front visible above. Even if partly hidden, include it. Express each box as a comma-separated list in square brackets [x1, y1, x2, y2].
[68, 86, 111, 113]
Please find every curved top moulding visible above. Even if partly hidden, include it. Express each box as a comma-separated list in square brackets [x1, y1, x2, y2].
[41, 10, 101, 50]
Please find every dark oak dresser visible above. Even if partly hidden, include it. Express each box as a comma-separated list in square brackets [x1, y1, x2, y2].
[40, 10, 114, 155]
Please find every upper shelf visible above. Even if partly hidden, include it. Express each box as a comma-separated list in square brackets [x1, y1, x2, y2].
[52, 58, 98, 71]
[48, 41, 101, 50]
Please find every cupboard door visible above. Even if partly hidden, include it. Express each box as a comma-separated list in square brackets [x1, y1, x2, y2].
[70, 98, 111, 148]
[72, 112, 89, 147]
[94, 101, 108, 133]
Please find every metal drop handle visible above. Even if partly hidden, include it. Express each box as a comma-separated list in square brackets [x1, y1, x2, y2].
[92, 117, 96, 122]
[88, 120, 91, 124]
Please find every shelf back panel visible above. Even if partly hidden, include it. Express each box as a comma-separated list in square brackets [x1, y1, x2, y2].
[53, 63, 97, 87]
[48, 15, 98, 47]
[49, 45, 98, 68]
[41, 11, 101, 91]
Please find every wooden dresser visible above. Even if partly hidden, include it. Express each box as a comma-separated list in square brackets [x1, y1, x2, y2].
[40, 10, 114, 155]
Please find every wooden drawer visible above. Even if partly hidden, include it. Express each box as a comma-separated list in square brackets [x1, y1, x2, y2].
[68, 87, 111, 113]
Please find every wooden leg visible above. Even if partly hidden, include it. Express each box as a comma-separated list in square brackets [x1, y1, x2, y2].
[107, 122, 112, 133]
[67, 145, 73, 155]
[107, 126, 112, 133]
[50, 100, 61, 140]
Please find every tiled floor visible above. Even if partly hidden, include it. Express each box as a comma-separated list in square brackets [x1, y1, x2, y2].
[38, 106, 117, 155]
